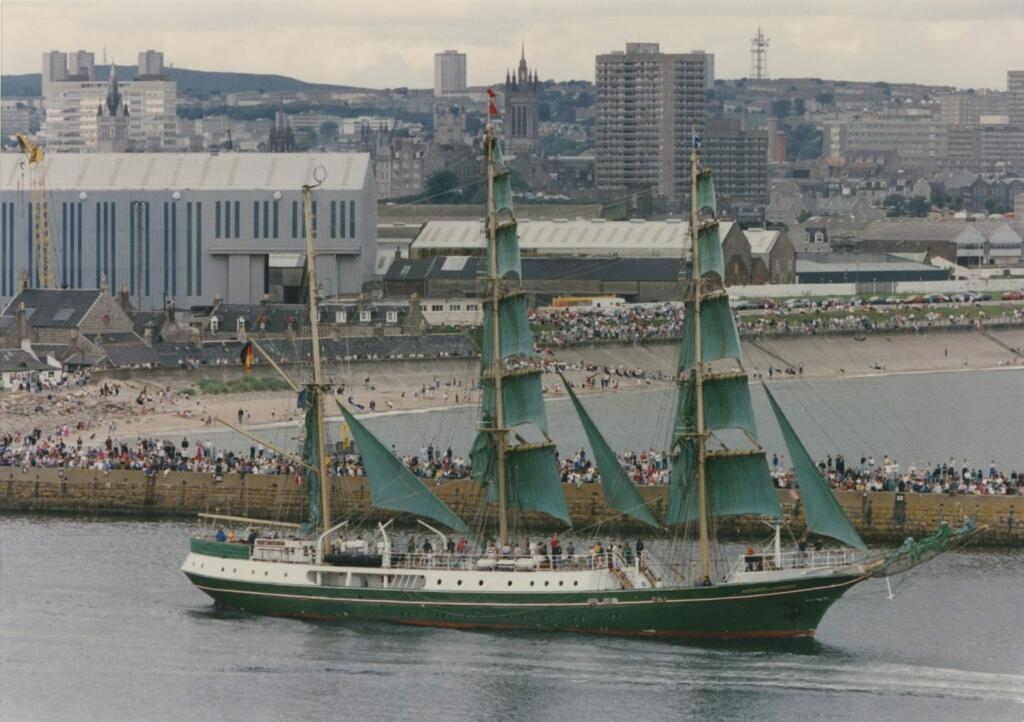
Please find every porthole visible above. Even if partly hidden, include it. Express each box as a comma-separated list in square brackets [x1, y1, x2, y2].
[479, 580, 484, 586]
[437, 579, 443, 585]
[220, 567, 225, 572]
[265, 571, 269, 576]
[544, 580, 549, 587]
[573, 581, 579, 586]
[457, 580, 462, 586]
[284, 573, 288, 578]
[530, 581, 535, 587]
[251, 570, 255, 575]
[559, 581, 564, 586]
[507, 580, 513, 587]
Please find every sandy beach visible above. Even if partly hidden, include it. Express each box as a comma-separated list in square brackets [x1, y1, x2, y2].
[3, 327, 1021, 441]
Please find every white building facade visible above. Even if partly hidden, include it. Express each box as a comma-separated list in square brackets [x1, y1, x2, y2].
[0, 153, 378, 310]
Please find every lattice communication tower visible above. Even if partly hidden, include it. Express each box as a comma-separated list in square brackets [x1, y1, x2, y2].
[751, 27, 769, 80]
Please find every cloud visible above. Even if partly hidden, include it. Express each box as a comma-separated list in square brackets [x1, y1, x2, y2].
[1, 0, 1020, 89]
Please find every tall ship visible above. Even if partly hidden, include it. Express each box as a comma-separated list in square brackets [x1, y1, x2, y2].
[182, 120, 980, 638]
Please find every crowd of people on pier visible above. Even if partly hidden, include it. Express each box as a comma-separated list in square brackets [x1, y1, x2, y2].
[2, 423, 1019, 498]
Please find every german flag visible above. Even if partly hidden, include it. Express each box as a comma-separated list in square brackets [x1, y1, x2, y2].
[239, 341, 255, 373]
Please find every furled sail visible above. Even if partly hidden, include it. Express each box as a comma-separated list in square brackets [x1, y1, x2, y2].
[337, 403, 468, 532]
[471, 132, 568, 526]
[560, 376, 660, 528]
[667, 160, 780, 526]
[302, 403, 323, 532]
[763, 385, 867, 550]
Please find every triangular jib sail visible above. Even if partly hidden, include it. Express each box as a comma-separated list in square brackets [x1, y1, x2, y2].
[560, 375, 660, 528]
[763, 385, 867, 550]
[470, 127, 569, 536]
[337, 403, 468, 533]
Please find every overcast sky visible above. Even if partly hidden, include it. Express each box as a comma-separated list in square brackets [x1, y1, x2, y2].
[2, 0, 1021, 90]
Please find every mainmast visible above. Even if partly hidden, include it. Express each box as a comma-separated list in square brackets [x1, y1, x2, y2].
[484, 124, 510, 546]
[302, 183, 331, 553]
[689, 132, 711, 581]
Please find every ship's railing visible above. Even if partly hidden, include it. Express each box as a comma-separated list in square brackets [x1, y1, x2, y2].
[391, 551, 627, 573]
[729, 547, 864, 576]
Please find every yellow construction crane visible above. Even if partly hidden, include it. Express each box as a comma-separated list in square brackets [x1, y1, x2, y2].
[15, 133, 57, 288]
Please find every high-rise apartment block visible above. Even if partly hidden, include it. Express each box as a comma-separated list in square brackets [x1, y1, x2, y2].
[434, 50, 467, 97]
[137, 50, 164, 77]
[595, 43, 713, 202]
[702, 118, 769, 205]
[1009, 71, 1024, 126]
[41, 49, 177, 152]
[937, 90, 1008, 126]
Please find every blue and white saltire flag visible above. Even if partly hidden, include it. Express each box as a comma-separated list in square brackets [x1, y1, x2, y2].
[692, 131, 701, 149]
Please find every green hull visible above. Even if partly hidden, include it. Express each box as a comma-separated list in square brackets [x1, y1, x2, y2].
[184, 569, 864, 639]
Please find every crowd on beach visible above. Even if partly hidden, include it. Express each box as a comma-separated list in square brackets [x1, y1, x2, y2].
[529, 299, 1024, 348]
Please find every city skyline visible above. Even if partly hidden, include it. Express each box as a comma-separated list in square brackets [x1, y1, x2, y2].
[2, 0, 1022, 91]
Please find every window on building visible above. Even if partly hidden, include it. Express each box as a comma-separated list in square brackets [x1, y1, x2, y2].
[339, 201, 346, 239]
[291, 201, 298, 238]
[349, 200, 356, 238]
[253, 201, 260, 239]
[465, 304, 478, 311]
[210, 316, 219, 333]
[234, 201, 240, 239]
[224, 200, 231, 238]
[335, 310, 347, 324]
[386, 310, 398, 324]
[431, 304, 444, 312]
[273, 200, 279, 238]
[331, 200, 337, 239]
[215, 201, 221, 239]
[359, 310, 372, 323]
[236, 317, 246, 333]
[449, 304, 461, 311]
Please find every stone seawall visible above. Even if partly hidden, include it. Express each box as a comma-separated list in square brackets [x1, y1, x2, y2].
[1, 467, 1018, 545]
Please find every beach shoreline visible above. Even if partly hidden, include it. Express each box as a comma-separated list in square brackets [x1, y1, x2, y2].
[3, 327, 1022, 442]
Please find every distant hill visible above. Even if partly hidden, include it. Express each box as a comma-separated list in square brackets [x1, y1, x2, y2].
[1, 65, 368, 98]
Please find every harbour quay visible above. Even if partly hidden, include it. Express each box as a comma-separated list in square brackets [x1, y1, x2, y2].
[1, 466, 1019, 546]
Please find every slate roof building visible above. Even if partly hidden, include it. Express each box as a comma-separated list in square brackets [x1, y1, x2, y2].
[0, 152, 377, 311]
[795, 253, 951, 284]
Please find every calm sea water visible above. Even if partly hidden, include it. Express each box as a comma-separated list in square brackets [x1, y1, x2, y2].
[1, 516, 1022, 721]
[194, 368, 1024, 473]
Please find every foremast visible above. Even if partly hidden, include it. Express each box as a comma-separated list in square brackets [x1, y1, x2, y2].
[301, 183, 332, 554]
[687, 135, 711, 580]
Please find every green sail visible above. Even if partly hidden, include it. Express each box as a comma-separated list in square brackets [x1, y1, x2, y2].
[561, 377, 660, 527]
[696, 168, 716, 211]
[493, 223, 522, 279]
[337, 403, 468, 532]
[480, 294, 533, 366]
[301, 402, 322, 533]
[763, 385, 867, 550]
[679, 296, 743, 371]
[472, 434, 571, 525]
[667, 445, 781, 524]
[677, 372, 758, 436]
[481, 372, 549, 433]
[696, 221, 725, 280]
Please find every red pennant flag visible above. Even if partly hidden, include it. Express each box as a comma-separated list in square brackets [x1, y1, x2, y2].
[486, 87, 496, 98]
[488, 101, 499, 116]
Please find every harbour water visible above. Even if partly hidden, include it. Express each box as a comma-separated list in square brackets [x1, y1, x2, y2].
[1, 516, 1022, 721]
[193, 368, 1024, 472]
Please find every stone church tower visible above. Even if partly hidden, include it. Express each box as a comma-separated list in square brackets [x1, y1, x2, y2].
[503, 44, 539, 154]
[96, 65, 130, 152]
